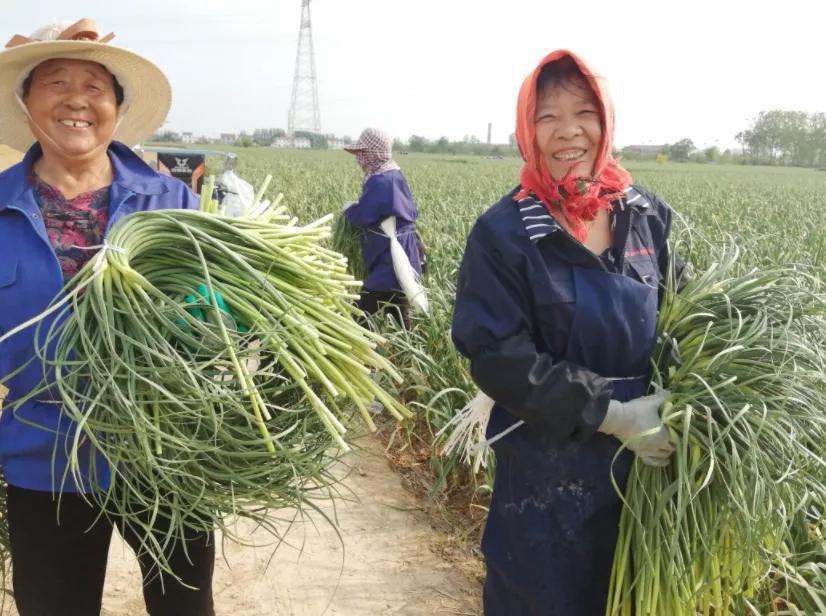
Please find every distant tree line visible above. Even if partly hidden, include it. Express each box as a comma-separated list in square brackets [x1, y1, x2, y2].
[251, 128, 286, 145]
[149, 128, 520, 156]
[150, 110, 826, 168]
[402, 135, 519, 157]
[618, 139, 741, 165]
[150, 130, 185, 143]
[736, 110, 826, 167]
[619, 109, 826, 169]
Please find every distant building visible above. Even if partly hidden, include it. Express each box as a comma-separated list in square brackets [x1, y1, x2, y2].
[327, 138, 347, 150]
[220, 133, 237, 145]
[182, 132, 194, 144]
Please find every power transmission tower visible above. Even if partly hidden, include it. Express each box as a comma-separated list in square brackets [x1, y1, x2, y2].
[288, 0, 321, 135]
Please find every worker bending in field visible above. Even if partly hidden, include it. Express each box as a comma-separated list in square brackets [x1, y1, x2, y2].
[0, 18, 214, 616]
[343, 128, 425, 329]
[451, 50, 685, 614]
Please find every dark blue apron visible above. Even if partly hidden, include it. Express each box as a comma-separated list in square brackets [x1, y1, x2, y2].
[482, 265, 658, 615]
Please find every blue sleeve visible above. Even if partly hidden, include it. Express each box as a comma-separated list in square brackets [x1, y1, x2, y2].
[151, 172, 200, 211]
[183, 186, 200, 210]
[452, 221, 533, 354]
[174, 180, 200, 210]
[345, 174, 416, 227]
[452, 219, 612, 442]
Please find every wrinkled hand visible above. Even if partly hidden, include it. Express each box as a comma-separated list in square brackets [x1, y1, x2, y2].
[598, 390, 674, 466]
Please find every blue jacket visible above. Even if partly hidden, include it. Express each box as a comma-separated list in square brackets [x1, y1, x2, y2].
[344, 170, 422, 292]
[452, 185, 680, 445]
[0, 141, 198, 492]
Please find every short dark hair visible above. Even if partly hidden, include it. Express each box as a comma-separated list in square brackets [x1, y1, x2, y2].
[536, 56, 589, 99]
[21, 66, 125, 106]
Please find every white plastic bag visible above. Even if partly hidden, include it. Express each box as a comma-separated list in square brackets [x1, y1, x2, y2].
[379, 216, 429, 314]
[215, 169, 255, 218]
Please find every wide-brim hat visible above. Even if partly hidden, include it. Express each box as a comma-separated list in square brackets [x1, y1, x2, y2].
[0, 19, 171, 152]
[344, 127, 392, 155]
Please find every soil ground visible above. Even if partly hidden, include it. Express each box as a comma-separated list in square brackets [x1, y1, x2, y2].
[1, 434, 482, 616]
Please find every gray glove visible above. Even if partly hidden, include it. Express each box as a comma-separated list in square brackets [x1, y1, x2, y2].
[598, 390, 675, 466]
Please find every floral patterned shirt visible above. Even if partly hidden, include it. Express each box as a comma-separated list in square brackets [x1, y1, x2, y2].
[30, 174, 110, 281]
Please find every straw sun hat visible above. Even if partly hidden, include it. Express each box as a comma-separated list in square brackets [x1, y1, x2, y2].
[0, 18, 171, 152]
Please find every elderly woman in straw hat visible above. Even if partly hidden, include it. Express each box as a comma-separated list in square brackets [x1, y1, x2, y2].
[0, 19, 214, 616]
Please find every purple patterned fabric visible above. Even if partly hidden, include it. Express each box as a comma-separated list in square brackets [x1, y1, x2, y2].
[30, 174, 110, 280]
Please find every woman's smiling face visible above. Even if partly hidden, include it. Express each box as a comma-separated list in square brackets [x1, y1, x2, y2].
[23, 58, 118, 158]
[534, 75, 602, 181]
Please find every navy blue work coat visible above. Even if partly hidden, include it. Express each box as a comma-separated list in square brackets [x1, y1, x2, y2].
[452, 185, 677, 443]
[0, 141, 199, 492]
[452, 184, 680, 615]
[344, 169, 422, 292]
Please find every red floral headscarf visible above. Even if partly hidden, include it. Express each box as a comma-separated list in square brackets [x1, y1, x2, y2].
[515, 50, 632, 242]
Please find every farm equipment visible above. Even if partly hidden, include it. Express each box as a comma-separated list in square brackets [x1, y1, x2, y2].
[136, 146, 237, 195]
[137, 146, 260, 216]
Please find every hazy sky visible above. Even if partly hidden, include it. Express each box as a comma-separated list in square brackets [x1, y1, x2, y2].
[5, 1, 824, 149]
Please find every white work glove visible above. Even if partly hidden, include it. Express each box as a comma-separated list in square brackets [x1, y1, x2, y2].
[597, 390, 674, 466]
[342, 201, 357, 212]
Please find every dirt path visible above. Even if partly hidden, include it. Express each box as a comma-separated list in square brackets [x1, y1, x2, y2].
[2, 434, 482, 616]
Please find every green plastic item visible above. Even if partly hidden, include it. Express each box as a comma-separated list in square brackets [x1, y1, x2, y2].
[180, 283, 249, 333]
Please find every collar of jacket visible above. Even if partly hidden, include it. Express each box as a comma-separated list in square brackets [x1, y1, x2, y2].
[517, 185, 652, 244]
[0, 140, 168, 213]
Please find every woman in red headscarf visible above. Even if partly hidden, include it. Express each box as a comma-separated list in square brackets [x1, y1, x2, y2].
[452, 51, 684, 614]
